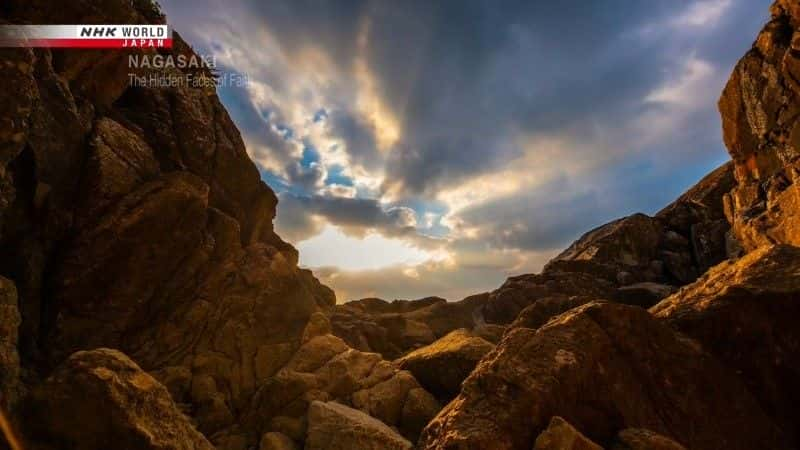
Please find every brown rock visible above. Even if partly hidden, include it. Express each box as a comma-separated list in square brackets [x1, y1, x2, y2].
[508, 295, 594, 331]
[25, 348, 214, 450]
[330, 294, 487, 359]
[246, 334, 439, 442]
[0, 276, 21, 411]
[718, 3, 800, 250]
[546, 213, 666, 282]
[652, 244, 800, 445]
[533, 416, 602, 450]
[419, 302, 786, 450]
[259, 432, 298, 450]
[612, 428, 687, 450]
[615, 282, 676, 308]
[396, 328, 494, 400]
[305, 401, 412, 450]
[482, 271, 615, 324]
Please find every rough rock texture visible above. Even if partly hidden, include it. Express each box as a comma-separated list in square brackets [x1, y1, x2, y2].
[2, 1, 799, 450]
[244, 332, 440, 441]
[0, 2, 452, 450]
[611, 428, 687, 450]
[652, 244, 800, 446]
[719, 1, 800, 250]
[0, 276, 21, 411]
[533, 416, 602, 450]
[304, 401, 412, 450]
[395, 328, 494, 401]
[419, 302, 787, 450]
[330, 294, 488, 359]
[25, 348, 215, 450]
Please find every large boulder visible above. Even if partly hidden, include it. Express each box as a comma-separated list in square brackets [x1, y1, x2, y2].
[652, 244, 800, 446]
[396, 328, 494, 400]
[25, 348, 214, 450]
[304, 401, 412, 450]
[419, 302, 787, 450]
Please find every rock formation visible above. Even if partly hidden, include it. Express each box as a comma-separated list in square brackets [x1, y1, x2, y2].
[305, 401, 413, 450]
[395, 328, 494, 401]
[1, 1, 800, 450]
[0, 1, 436, 449]
[25, 348, 215, 450]
[719, 0, 800, 251]
[533, 416, 602, 450]
[419, 302, 786, 450]
[652, 244, 800, 445]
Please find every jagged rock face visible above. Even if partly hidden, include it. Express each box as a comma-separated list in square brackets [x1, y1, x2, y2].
[719, 2, 800, 250]
[25, 348, 215, 450]
[547, 163, 736, 289]
[419, 302, 787, 450]
[652, 244, 800, 446]
[0, 3, 445, 449]
[395, 328, 494, 401]
[0, 1, 349, 448]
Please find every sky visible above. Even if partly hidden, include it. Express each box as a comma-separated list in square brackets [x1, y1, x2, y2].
[159, 0, 771, 303]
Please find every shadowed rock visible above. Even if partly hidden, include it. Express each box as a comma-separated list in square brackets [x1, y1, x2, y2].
[25, 348, 214, 450]
[419, 302, 787, 450]
[611, 428, 687, 450]
[305, 401, 412, 450]
[652, 244, 800, 446]
[533, 416, 603, 450]
[396, 328, 494, 401]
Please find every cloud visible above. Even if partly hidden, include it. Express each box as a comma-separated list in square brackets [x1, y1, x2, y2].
[313, 246, 556, 303]
[160, 0, 772, 301]
[297, 225, 439, 271]
[275, 192, 433, 243]
[672, 0, 733, 28]
[645, 55, 716, 108]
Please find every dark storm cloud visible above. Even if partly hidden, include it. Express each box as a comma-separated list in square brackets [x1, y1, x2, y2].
[327, 109, 382, 171]
[162, 0, 769, 197]
[275, 192, 422, 242]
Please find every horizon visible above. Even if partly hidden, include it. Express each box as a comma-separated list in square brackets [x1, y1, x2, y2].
[160, 0, 771, 302]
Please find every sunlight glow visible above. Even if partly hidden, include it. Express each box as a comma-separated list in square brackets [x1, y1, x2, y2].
[297, 225, 435, 271]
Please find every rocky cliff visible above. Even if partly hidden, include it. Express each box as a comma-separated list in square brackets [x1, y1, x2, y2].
[0, 1, 439, 449]
[1, 1, 799, 450]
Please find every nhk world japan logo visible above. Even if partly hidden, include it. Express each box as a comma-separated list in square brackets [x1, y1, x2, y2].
[0, 24, 171, 48]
